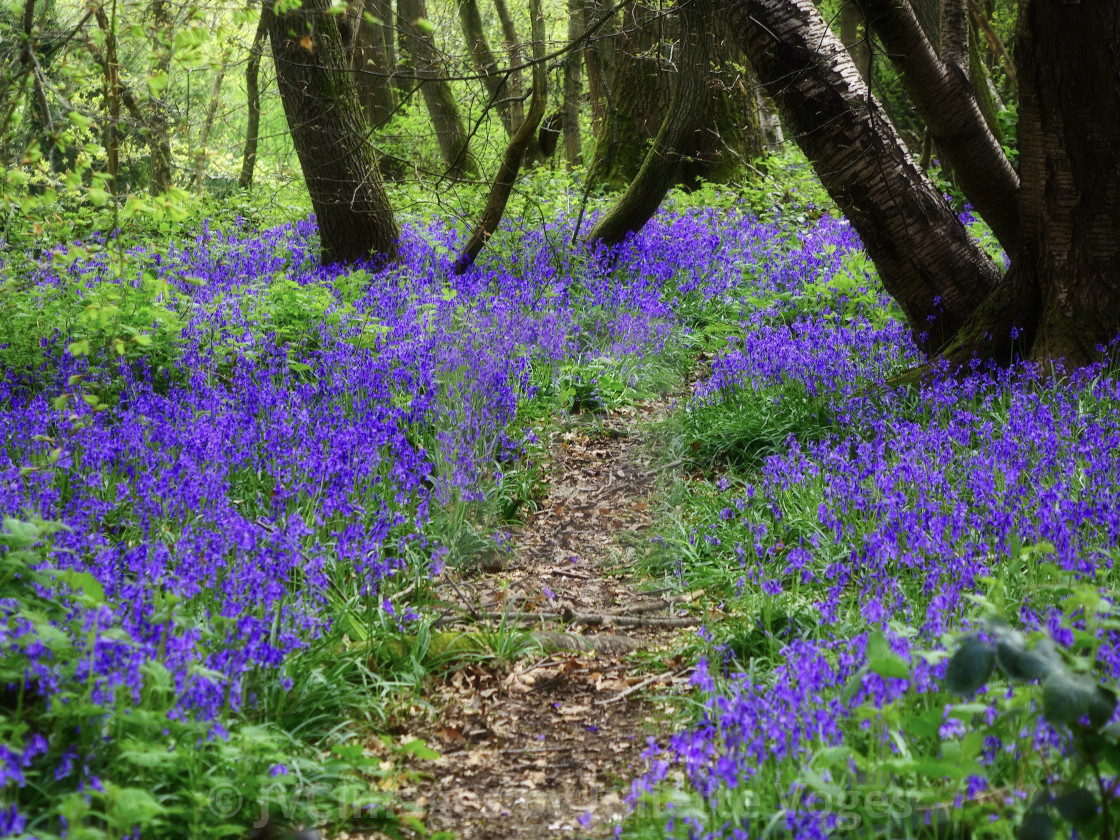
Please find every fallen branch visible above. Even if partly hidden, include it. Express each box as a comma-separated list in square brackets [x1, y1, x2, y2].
[595, 665, 693, 705]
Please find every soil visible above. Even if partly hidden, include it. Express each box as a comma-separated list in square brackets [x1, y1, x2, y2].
[396, 393, 699, 839]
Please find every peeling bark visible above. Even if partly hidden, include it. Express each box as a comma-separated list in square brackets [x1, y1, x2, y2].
[864, 0, 1018, 252]
[729, 0, 999, 351]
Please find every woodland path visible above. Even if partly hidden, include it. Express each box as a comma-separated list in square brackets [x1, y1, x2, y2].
[397, 387, 703, 839]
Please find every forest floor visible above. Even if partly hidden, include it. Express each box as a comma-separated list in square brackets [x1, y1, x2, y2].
[393, 383, 705, 839]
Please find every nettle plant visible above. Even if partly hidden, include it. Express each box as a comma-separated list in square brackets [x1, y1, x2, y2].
[835, 588, 1120, 839]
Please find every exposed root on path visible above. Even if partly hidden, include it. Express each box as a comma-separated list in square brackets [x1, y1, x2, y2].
[396, 393, 700, 839]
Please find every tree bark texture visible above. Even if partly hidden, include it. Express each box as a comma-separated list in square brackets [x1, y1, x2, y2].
[1008, 0, 1120, 365]
[561, 0, 584, 168]
[452, 0, 547, 273]
[588, 0, 762, 190]
[864, 0, 1019, 252]
[354, 0, 397, 126]
[264, 0, 399, 264]
[586, 1, 668, 189]
[398, 0, 480, 178]
[586, 0, 712, 245]
[458, 0, 515, 135]
[238, 9, 267, 190]
[729, 0, 999, 352]
[581, 0, 616, 140]
[147, 0, 173, 195]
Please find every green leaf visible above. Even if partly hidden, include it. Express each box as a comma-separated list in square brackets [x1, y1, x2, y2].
[106, 783, 167, 826]
[68, 339, 91, 356]
[1042, 673, 1095, 726]
[1088, 685, 1117, 730]
[400, 739, 440, 760]
[944, 638, 995, 695]
[147, 70, 169, 97]
[868, 654, 910, 680]
[53, 569, 105, 603]
[1053, 788, 1098, 827]
[1017, 809, 1055, 840]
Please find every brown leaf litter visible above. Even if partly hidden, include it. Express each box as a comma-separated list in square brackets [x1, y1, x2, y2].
[393, 391, 704, 839]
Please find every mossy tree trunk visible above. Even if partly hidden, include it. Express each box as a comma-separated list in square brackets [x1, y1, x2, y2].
[354, 0, 398, 127]
[398, 0, 480, 179]
[265, 0, 399, 264]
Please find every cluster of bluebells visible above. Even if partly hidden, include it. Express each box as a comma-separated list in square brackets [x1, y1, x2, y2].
[0, 206, 826, 829]
[628, 222, 1120, 837]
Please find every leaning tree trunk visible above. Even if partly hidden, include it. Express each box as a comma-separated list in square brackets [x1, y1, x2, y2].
[458, 0, 515, 135]
[864, 0, 1019, 252]
[453, 0, 547, 273]
[729, 0, 999, 352]
[238, 9, 267, 190]
[354, 0, 398, 126]
[586, 1, 667, 190]
[264, 0, 399, 264]
[586, 0, 712, 245]
[398, 0, 480, 179]
[732, 0, 1120, 367]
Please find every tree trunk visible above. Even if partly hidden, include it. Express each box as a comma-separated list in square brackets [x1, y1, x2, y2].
[586, 0, 712, 245]
[581, 0, 616, 141]
[453, 0, 547, 273]
[459, 0, 514, 135]
[839, 1, 870, 79]
[398, 0, 480, 179]
[561, 0, 583, 169]
[864, 0, 1019, 252]
[686, 11, 762, 186]
[264, 0, 399, 264]
[492, 0, 546, 163]
[1000, 0, 1120, 365]
[586, 1, 666, 190]
[147, 0, 173, 195]
[729, 0, 999, 352]
[193, 55, 229, 191]
[354, 0, 397, 126]
[731, 0, 1120, 368]
[238, 9, 267, 190]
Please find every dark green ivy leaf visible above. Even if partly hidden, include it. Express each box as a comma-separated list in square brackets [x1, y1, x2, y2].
[1017, 809, 1055, 840]
[944, 638, 995, 696]
[1052, 788, 1098, 827]
[1088, 685, 1117, 730]
[1041, 673, 1095, 726]
[997, 636, 1059, 682]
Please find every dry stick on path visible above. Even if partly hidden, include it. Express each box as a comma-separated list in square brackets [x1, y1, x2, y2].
[451, 0, 547, 274]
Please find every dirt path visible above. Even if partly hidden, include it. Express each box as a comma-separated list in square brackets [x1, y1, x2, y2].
[399, 393, 698, 839]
